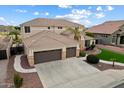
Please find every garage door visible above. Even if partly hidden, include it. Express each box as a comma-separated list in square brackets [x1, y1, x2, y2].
[34, 49, 62, 64]
[0, 50, 7, 60]
[66, 47, 76, 58]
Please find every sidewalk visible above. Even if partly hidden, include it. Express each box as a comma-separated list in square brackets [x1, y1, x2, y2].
[14, 55, 36, 73]
[97, 44, 124, 54]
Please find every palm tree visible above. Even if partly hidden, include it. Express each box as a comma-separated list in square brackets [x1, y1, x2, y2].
[66, 27, 81, 40]
[65, 27, 83, 51]
[9, 26, 21, 44]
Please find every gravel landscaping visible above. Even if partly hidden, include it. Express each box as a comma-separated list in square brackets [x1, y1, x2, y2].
[20, 55, 34, 69]
[5, 56, 43, 88]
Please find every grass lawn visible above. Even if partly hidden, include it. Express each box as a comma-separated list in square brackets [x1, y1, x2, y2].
[96, 48, 124, 63]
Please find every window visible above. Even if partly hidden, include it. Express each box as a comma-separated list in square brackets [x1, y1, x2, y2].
[24, 26, 30, 33]
[58, 27, 62, 29]
[102, 34, 108, 37]
[120, 36, 124, 44]
[48, 27, 50, 29]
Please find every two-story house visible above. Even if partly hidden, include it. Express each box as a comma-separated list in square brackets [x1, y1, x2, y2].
[20, 18, 84, 38]
[20, 18, 84, 66]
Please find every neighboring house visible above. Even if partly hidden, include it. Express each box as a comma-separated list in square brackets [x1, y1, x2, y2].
[86, 20, 124, 47]
[0, 36, 12, 60]
[20, 18, 84, 38]
[23, 31, 79, 66]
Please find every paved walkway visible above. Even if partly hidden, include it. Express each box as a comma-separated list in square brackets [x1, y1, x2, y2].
[0, 60, 8, 87]
[82, 56, 124, 66]
[97, 44, 124, 54]
[14, 55, 36, 73]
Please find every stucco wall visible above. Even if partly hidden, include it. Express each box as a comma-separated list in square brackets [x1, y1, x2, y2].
[21, 26, 84, 38]
[21, 26, 80, 38]
[94, 34, 112, 44]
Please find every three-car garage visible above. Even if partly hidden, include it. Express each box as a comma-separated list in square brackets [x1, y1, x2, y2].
[33, 47, 77, 64]
[23, 31, 79, 66]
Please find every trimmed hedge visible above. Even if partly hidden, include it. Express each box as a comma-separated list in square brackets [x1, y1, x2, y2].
[79, 51, 86, 57]
[87, 54, 99, 64]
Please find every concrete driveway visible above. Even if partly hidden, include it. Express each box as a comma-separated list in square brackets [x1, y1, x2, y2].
[35, 57, 100, 88]
[0, 60, 8, 85]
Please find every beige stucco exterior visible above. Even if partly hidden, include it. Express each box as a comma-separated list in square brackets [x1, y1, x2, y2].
[21, 26, 83, 38]
[21, 18, 84, 66]
[25, 44, 80, 66]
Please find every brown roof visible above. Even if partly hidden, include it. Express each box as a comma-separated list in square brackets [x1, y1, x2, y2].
[23, 31, 78, 51]
[60, 30, 87, 40]
[86, 20, 124, 34]
[21, 18, 83, 27]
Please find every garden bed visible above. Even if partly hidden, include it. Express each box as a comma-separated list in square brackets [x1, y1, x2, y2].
[5, 56, 43, 88]
[85, 60, 124, 71]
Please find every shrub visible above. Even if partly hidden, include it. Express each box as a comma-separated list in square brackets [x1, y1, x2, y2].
[79, 51, 86, 57]
[87, 54, 99, 64]
[13, 73, 23, 88]
[90, 44, 95, 50]
[85, 44, 95, 51]
[86, 32, 94, 37]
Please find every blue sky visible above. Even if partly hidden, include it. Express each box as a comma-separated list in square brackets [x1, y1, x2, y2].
[0, 5, 124, 27]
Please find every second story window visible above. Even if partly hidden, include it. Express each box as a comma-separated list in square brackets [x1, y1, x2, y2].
[25, 26, 30, 33]
[48, 27, 50, 29]
[58, 27, 62, 29]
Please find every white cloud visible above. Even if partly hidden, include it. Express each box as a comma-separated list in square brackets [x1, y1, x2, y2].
[83, 19, 91, 24]
[82, 19, 92, 27]
[15, 9, 27, 13]
[56, 9, 92, 23]
[95, 12, 105, 18]
[33, 11, 49, 16]
[0, 17, 10, 25]
[58, 5, 72, 9]
[0, 17, 5, 21]
[33, 11, 40, 15]
[96, 6, 103, 11]
[45, 12, 49, 16]
[106, 6, 114, 11]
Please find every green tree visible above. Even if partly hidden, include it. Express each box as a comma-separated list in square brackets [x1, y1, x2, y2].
[85, 32, 94, 37]
[65, 27, 83, 51]
[9, 27, 21, 43]
[66, 27, 81, 41]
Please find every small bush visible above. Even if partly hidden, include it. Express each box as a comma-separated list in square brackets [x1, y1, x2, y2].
[13, 73, 23, 88]
[86, 32, 94, 37]
[79, 51, 86, 57]
[90, 44, 95, 50]
[87, 54, 99, 64]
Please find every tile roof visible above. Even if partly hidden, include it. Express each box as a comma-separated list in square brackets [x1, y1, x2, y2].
[86, 20, 124, 34]
[20, 18, 83, 27]
[23, 31, 78, 50]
